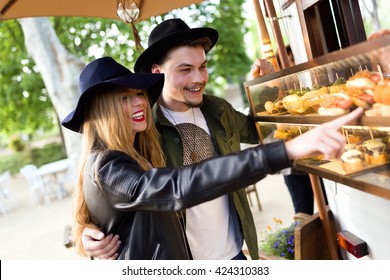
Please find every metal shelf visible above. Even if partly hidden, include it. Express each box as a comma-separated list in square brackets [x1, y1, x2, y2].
[254, 114, 390, 127]
[294, 161, 390, 200]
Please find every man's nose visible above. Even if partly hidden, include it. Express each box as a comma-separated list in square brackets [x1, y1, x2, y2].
[193, 70, 206, 83]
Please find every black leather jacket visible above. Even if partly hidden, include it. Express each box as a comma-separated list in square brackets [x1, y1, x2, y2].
[83, 141, 292, 259]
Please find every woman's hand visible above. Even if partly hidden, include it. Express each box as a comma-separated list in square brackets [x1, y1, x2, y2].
[285, 107, 364, 160]
[82, 227, 121, 260]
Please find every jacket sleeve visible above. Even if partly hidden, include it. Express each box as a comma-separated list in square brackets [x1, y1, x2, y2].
[93, 141, 292, 212]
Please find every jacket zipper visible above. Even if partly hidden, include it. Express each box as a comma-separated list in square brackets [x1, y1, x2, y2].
[152, 243, 161, 260]
[176, 211, 191, 259]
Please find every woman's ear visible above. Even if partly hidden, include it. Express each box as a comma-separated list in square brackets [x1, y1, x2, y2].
[151, 64, 160, 74]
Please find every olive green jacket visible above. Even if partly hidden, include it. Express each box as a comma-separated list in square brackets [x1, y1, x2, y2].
[153, 94, 260, 260]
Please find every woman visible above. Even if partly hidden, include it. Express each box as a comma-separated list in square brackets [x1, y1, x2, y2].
[62, 57, 362, 260]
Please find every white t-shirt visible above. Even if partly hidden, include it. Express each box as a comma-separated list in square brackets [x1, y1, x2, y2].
[160, 105, 240, 260]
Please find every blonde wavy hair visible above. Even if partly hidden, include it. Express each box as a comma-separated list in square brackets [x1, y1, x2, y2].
[73, 86, 165, 256]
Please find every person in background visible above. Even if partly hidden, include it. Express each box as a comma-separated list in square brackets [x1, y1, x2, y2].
[367, 29, 390, 73]
[64, 56, 363, 260]
[80, 18, 275, 260]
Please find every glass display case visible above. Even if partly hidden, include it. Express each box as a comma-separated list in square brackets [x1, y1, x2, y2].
[244, 35, 390, 201]
[244, 36, 390, 259]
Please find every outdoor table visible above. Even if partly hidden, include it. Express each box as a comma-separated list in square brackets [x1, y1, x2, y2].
[38, 158, 72, 199]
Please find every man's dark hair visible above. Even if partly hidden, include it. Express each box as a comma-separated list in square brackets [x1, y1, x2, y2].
[275, 45, 292, 66]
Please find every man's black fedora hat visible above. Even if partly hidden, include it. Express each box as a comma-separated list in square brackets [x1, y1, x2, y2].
[134, 18, 219, 73]
[61, 57, 164, 133]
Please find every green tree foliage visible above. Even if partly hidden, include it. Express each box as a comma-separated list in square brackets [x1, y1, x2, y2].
[0, 0, 251, 139]
[176, 0, 252, 91]
[0, 20, 54, 136]
[200, 0, 251, 84]
[208, 0, 252, 103]
[51, 17, 146, 69]
[0, 17, 145, 138]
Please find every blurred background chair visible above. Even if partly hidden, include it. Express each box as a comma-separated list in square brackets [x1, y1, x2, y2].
[246, 184, 262, 211]
[20, 164, 51, 205]
[0, 171, 13, 215]
[56, 154, 78, 196]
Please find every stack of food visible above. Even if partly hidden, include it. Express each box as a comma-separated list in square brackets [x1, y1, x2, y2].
[340, 149, 364, 173]
[311, 69, 377, 115]
[264, 100, 286, 115]
[365, 79, 390, 116]
[361, 139, 388, 164]
[344, 69, 377, 108]
[272, 126, 301, 141]
[282, 85, 328, 114]
[262, 69, 390, 117]
[317, 93, 354, 116]
[340, 138, 388, 173]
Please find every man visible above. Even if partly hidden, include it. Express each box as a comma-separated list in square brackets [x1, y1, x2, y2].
[368, 29, 390, 73]
[81, 18, 274, 260]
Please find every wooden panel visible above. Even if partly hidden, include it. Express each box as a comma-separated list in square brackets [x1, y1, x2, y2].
[304, 5, 324, 57]
[301, 0, 320, 10]
[338, 0, 367, 44]
[296, 0, 366, 58]
[294, 209, 338, 259]
[296, 0, 314, 60]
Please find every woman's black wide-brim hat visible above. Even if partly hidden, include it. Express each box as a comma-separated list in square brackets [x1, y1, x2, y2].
[134, 18, 219, 73]
[61, 57, 164, 133]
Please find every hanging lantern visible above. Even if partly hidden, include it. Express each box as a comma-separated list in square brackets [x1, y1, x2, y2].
[117, 0, 141, 23]
[117, 0, 144, 49]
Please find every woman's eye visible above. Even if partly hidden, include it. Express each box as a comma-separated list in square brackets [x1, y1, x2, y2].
[137, 92, 144, 97]
[121, 96, 128, 101]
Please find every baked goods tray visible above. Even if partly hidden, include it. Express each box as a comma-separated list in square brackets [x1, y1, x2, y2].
[300, 159, 389, 176]
[297, 158, 390, 176]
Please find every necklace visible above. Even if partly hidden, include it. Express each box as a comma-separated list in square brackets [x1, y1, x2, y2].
[161, 104, 198, 163]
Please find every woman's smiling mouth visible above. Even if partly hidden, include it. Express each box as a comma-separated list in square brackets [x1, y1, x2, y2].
[132, 110, 145, 122]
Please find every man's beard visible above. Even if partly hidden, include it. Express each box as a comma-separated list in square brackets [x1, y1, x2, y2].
[184, 100, 203, 108]
[183, 93, 203, 108]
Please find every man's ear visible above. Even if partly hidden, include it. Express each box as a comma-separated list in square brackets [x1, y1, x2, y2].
[151, 64, 160, 73]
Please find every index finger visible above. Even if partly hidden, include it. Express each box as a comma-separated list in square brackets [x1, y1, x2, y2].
[326, 107, 363, 129]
